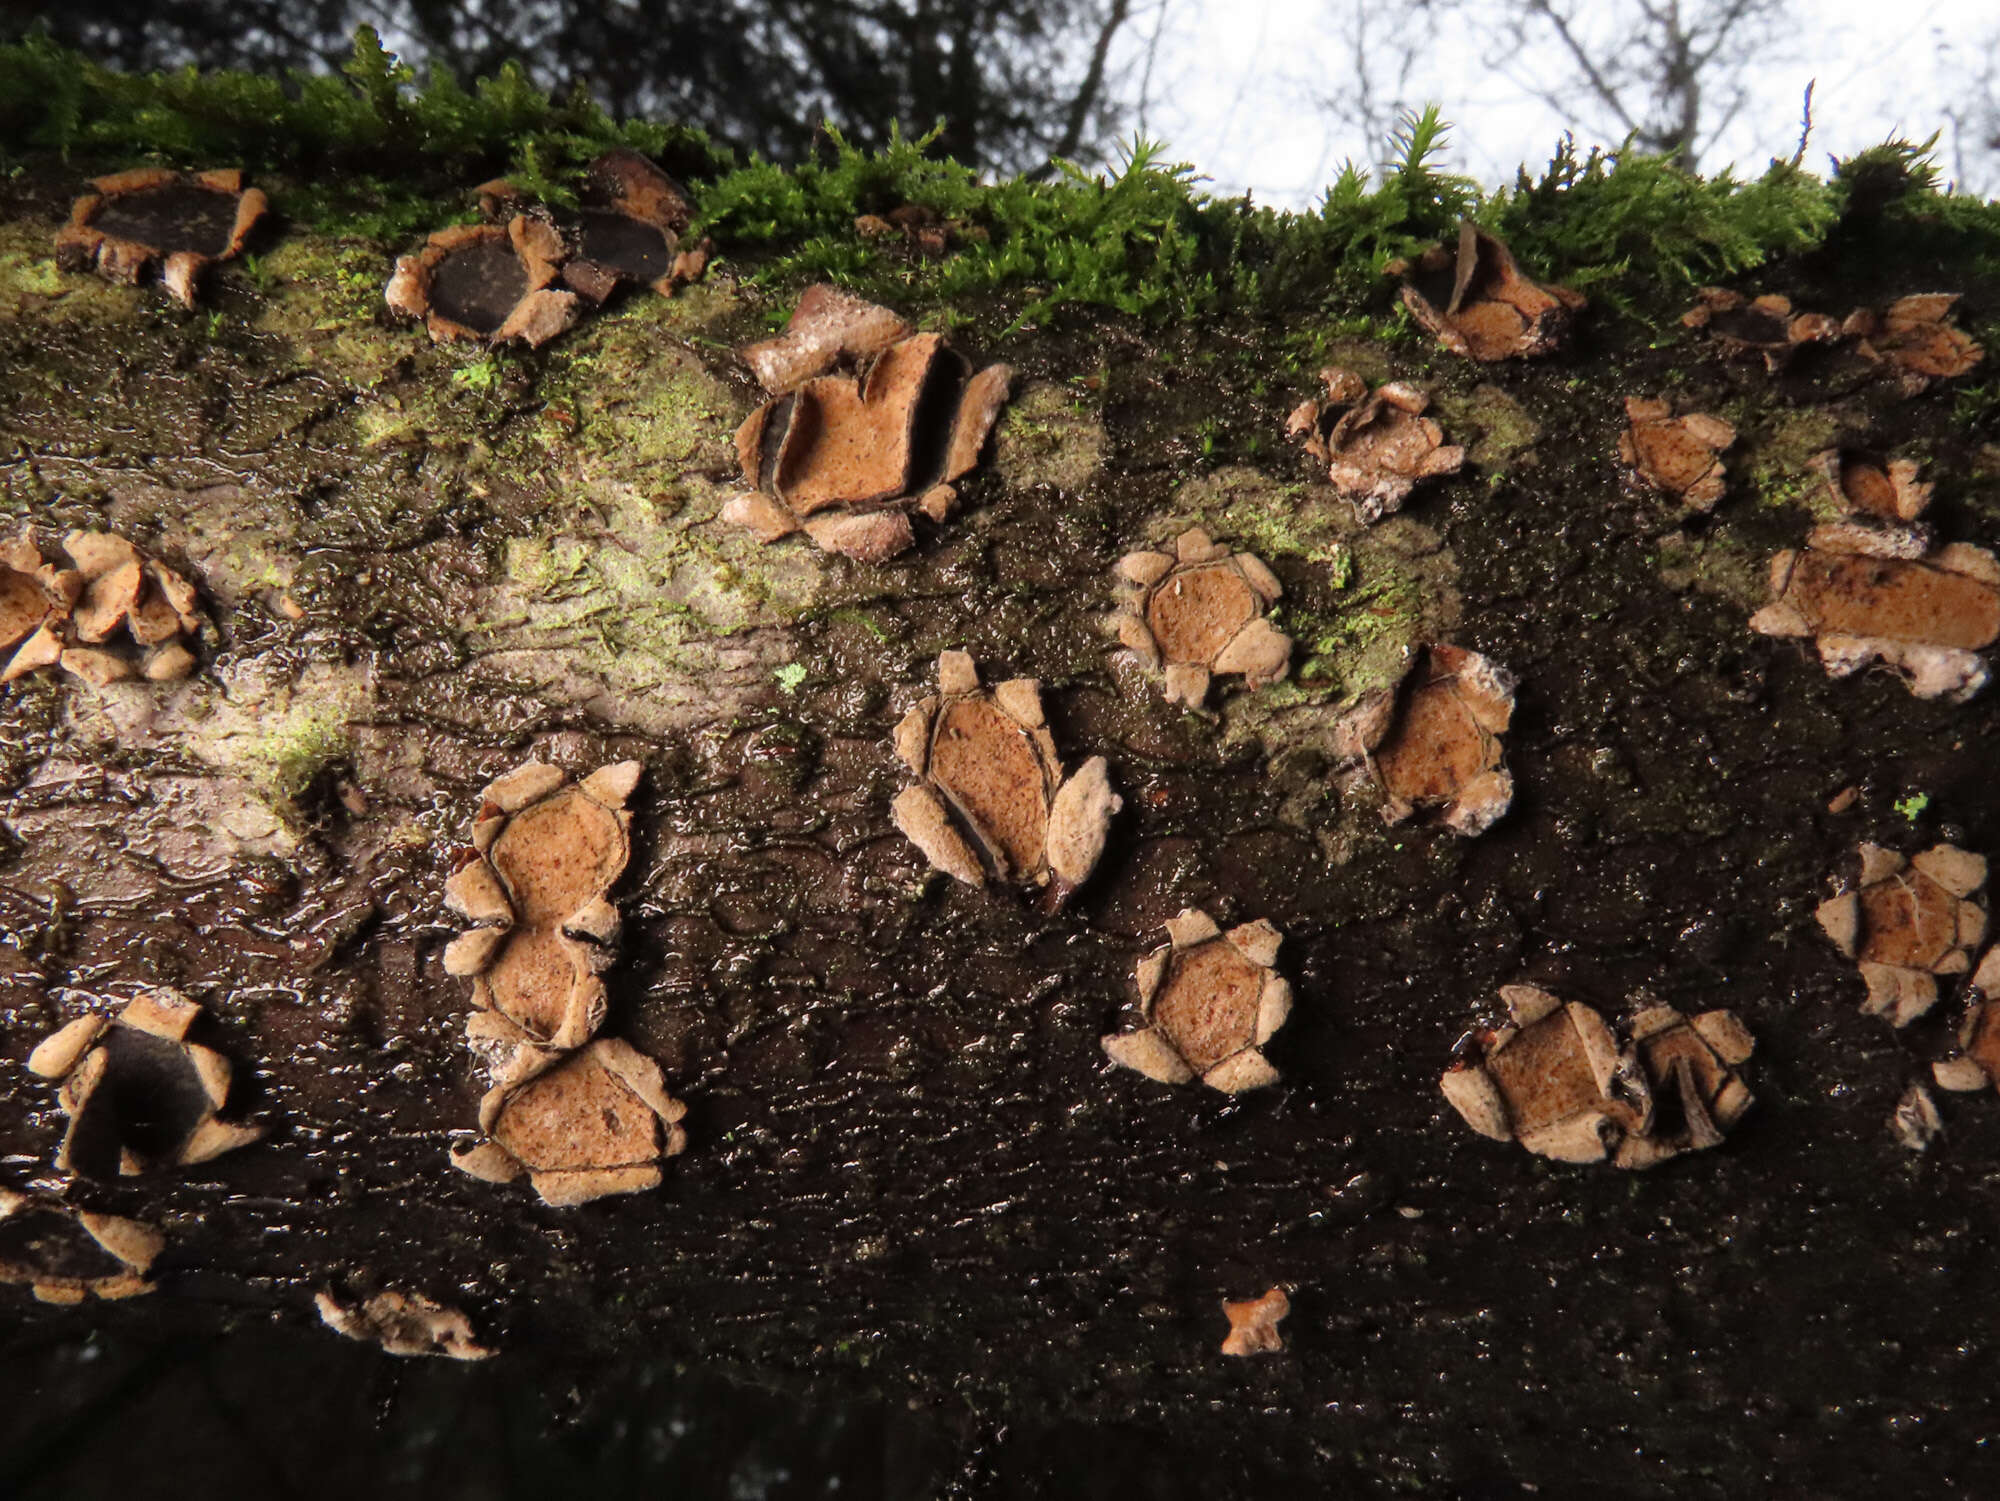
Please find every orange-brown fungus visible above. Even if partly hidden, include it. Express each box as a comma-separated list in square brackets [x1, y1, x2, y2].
[0, 1187, 162, 1304]
[450, 1038, 688, 1207]
[1399, 222, 1583, 361]
[317, 1287, 493, 1360]
[54, 167, 267, 307]
[444, 760, 639, 1054]
[1114, 528, 1291, 706]
[1816, 843, 1988, 1026]
[385, 215, 580, 347]
[1440, 985, 1755, 1169]
[1751, 526, 2000, 701]
[1101, 908, 1290, 1093]
[1, 529, 203, 688]
[1843, 294, 1983, 391]
[1220, 1288, 1290, 1357]
[26, 987, 265, 1180]
[725, 286, 1013, 562]
[1286, 367, 1464, 522]
[1811, 450, 1931, 524]
[1618, 397, 1735, 513]
[891, 651, 1119, 906]
[1337, 644, 1515, 836]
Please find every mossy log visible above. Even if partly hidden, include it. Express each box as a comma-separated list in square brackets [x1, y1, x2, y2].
[3, 138, 2000, 1497]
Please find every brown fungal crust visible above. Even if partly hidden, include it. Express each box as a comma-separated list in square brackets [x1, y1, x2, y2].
[1815, 843, 1989, 1027]
[443, 760, 640, 1054]
[1749, 526, 2000, 702]
[1101, 908, 1290, 1093]
[384, 215, 581, 347]
[1113, 528, 1291, 706]
[560, 148, 711, 304]
[1220, 1287, 1289, 1357]
[1843, 294, 1984, 391]
[1335, 643, 1516, 836]
[53, 167, 267, 308]
[1398, 222, 1584, 361]
[316, 1287, 493, 1359]
[1681, 287, 1841, 368]
[0, 1187, 163, 1304]
[449, 1038, 689, 1207]
[890, 651, 1120, 906]
[26, 987, 266, 1179]
[1617, 397, 1735, 513]
[1285, 367, 1465, 522]
[723, 286, 1014, 561]
[1439, 986, 1756, 1169]
[1, 529, 203, 687]
[1810, 450, 1932, 524]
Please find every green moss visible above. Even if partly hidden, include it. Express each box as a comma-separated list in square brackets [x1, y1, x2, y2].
[1432, 384, 1541, 470]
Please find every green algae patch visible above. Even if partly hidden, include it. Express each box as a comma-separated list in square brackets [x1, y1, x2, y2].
[0, 218, 146, 326]
[1433, 383, 1541, 471]
[1136, 467, 1458, 760]
[1738, 405, 1844, 520]
[991, 379, 1105, 494]
[1654, 527, 1768, 611]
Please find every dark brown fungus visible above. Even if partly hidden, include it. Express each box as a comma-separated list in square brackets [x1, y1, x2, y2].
[1113, 528, 1290, 706]
[1617, 397, 1735, 513]
[385, 216, 580, 347]
[54, 167, 267, 307]
[0, 1187, 162, 1303]
[27, 988, 265, 1179]
[1101, 909, 1290, 1093]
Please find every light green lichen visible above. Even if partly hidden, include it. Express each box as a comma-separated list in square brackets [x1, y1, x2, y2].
[1432, 383, 1541, 470]
[992, 379, 1106, 494]
[1739, 406, 1843, 520]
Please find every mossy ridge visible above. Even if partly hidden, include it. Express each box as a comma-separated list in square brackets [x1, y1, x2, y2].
[9, 34, 1998, 340]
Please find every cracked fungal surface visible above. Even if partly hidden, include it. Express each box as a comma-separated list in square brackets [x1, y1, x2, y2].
[1617, 397, 1735, 513]
[724, 285, 1013, 561]
[452, 1037, 689, 1206]
[53, 167, 267, 308]
[1113, 527, 1290, 707]
[1, 529, 204, 686]
[27, 987, 265, 1179]
[1220, 1287, 1289, 1357]
[1335, 643, 1515, 835]
[1285, 367, 1464, 523]
[1398, 222, 1584, 361]
[890, 650, 1119, 906]
[1101, 908, 1290, 1093]
[0, 1187, 162, 1303]
[444, 761, 640, 1056]
[1750, 525, 2000, 701]
[316, 1286, 493, 1359]
[1816, 843, 1989, 1026]
[385, 215, 581, 347]
[1440, 987, 1752, 1169]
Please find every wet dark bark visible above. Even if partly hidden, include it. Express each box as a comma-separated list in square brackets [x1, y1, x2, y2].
[3, 154, 2000, 1497]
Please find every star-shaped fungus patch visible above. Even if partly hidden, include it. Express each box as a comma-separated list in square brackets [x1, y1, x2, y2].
[1101, 908, 1291, 1094]
[1113, 527, 1291, 707]
[1816, 842, 1988, 1026]
[1398, 222, 1584, 361]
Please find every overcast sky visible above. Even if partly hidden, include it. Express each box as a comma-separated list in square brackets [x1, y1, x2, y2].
[1108, 0, 1996, 206]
